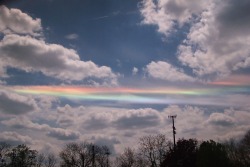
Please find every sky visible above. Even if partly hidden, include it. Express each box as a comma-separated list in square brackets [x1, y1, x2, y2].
[0, 0, 250, 154]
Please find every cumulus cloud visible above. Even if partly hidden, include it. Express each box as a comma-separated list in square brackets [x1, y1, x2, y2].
[0, 5, 42, 35]
[84, 117, 110, 130]
[0, 34, 117, 83]
[2, 117, 80, 140]
[140, 0, 250, 79]
[132, 67, 138, 75]
[56, 105, 250, 141]
[145, 61, 194, 81]
[139, 0, 207, 36]
[207, 113, 235, 127]
[65, 33, 79, 40]
[79, 107, 162, 131]
[90, 136, 120, 153]
[0, 90, 38, 114]
[178, 0, 250, 77]
[47, 128, 80, 140]
[0, 131, 34, 145]
[0, 6, 117, 85]
[2, 103, 250, 153]
[114, 108, 160, 129]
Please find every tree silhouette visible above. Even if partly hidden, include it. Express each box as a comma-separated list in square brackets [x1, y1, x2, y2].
[0, 129, 249, 167]
[60, 142, 92, 167]
[240, 130, 250, 166]
[161, 138, 198, 167]
[197, 140, 230, 167]
[6, 144, 37, 167]
[115, 147, 136, 167]
[225, 130, 250, 167]
[138, 134, 171, 167]
[0, 142, 10, 166]
[59, 142, 111, 167]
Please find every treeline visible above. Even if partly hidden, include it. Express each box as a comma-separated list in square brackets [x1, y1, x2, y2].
[0, 130, 249, 167]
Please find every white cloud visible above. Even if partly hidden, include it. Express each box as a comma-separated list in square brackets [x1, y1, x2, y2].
[0, 5, 42, 35]
[47, 128, 80, 140]
[0, 131, 34, 145]
[178, 0, 250, 77]
[2, 116, 80, 140]
[65, 33, 79, 40]
[140, 0, 250, 79]
[53, 104, 250, 142]
[1, 102, 250, 153]
[145, 61, 194, 81]
[0, 6, 117, 85]
[207, 113, 235, 127]
[0, 90, 38, 115]
[139, 0, 207, 36]
[0, 34, 117, 84]
[132, 67, 138, 75]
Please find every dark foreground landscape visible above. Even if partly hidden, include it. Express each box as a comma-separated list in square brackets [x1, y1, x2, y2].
[0, 129, 249, 167]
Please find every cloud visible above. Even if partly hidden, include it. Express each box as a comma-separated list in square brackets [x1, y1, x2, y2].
[207, 113, 235, 127]
[34, 95, 59, 111]
[65, 33, 79, 40]
[2, 103, 250, 153]
[139, 0, 206, 36]
[2, 116, 80, 140]
[0, 34, 117, 83]
[114, 108, 160, 129]
[178, 0, 250, 77]
[79, 107, 162, 131]
[84, 117, 110, 130]
[92, 136, 120, 154]
[0, 131, 34, 145]
[132, 67, 138, 75]
[0, 6, 42, 35]
[0, 6, 117, 85]
[145, 61, 194, 81]
[47, 128, 80, 140]
[140, 0, 250, 79]
[0, 90, 38, 115]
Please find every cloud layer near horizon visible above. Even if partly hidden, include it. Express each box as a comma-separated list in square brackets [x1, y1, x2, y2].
[1, 93, 250, 154]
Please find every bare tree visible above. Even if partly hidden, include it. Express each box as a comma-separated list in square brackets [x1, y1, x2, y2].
[95, 145, 111, 167]
[0, 142, 10, 166]
[35, 153, 45, 167]
[115, 147, 136, 167]
[138, 134, 171, 167]
[60, 142, 111, 167]
[45, 153, 57, 167]
[60, 142, 92, 167]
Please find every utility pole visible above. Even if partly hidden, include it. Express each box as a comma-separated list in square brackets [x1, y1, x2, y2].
[92, 145, 95, 167]
[168, 115, 177, 150]
[105, 150, 110, 167]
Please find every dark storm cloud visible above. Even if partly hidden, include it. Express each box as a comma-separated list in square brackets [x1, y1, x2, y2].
[0, 90, 37, 114]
